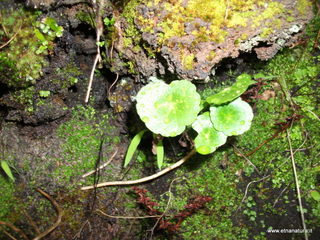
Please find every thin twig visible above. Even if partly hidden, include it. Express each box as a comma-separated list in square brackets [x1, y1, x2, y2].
[233, 145, 260, 175]
[0, 13, 9, 36]
[286, 129, 308, 240]
[85, 0, 104, 103]
[96, 209, 163, 219]
[81, 149, 196, 190]
[277, 136, 308, 169]
[72, 220, 90, 240]
[0, 221, 29, 240]
[23, 210, 40, 234]
[0, 29, 20, 49]
[245, 129, 283, 157]
[32, 188, 62, 240]
[107, 73, 119, 97]
[82, 148, 118, 178]
[236, 175, 270, 212]
[273, 185, 289, 207]
[148, 177, 181, 240]
[2, 229, 18, 240]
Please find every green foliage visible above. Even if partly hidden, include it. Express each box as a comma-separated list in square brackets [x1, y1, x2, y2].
[0, 176, 18, 221]
[206, 73, 255, 105]
[310, 190, 320, 202]
[104, 17, 115, 28]
[0, 8, 64, 113]
[39, 90, 50, 98]
[124, 130, 147, 167]
[210, 98, 254, 136]
[130, 74, 255, 165]
[136, 78, 201, 137]
[34, 17, 63, 54]
[56, 106, 118, 185]
[192, 112, 227, 154]
[0, 8, 43, 87]
[194, 127, 227, 155]
[156, 139, 164, 169]
[0, 160, 14, 181]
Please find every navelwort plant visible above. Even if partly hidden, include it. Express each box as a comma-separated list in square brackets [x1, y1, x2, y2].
[81, 74, 255, 190]
[125, 74, 255, 168]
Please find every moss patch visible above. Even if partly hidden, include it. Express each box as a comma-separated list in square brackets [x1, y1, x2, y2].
[54, 105, 120, 187]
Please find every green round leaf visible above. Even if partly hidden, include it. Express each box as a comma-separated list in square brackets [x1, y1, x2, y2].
[310, 190, 320, 202]
[206, 73, 255, 105]
[194, 127, 227, 155]
[210, 98, 253, 136]
[192, 112, 213, 133]
[136, 79, 201, 137]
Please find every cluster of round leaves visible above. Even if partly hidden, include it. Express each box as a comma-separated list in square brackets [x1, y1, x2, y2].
[192, 98, 254, 154]
[135, 75, 255, 155]
[136, 78, 201, 137]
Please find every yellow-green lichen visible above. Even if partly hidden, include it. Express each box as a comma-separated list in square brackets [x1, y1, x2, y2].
[260, 27, 274, 38]
[297, 0, 312, 14]
[182, 53, 195, 70]
[118, 0, 313, 73]
[252, 2, 285, 27]
[120, 0, 143, 48]
[135, 0, 290, 46]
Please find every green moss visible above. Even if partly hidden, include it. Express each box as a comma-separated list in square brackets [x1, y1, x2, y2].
[134, 0, 292, 46]
[53, 62, 82, 88]
[206, 51, 216, 61]
[0, 177, 17, 221]
[54, 106, 119, 186]
[0, 7, 62, 88]
[75, 11, 95, 27]
[252, 2, 285, 27]
[117, 0, 312, 72]
[0, 8, 44, 87]
[0, 7, 64, 112]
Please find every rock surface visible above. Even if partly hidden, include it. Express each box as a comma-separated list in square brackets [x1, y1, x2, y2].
[110, 0, 314, 80]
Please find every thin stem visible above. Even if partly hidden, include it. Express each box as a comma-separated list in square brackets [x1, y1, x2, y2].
[286, 129, 308, 240]
[81, 149, 196, 190]
[33, 188, 62, 240]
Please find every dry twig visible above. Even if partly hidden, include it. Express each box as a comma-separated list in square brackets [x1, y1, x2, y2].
[81, 149, 196, 190]
[0, 29, 20, 49]
[96, 209, 163, 219]
[85, 0, 104, 103]
[148, 178, 180, 239]
[0, 221, 29, 240]
[32, 188, 62, 240]
[82, 148, 118, 178]
[286, 129, 308, 240]
[236, 175, 270, 212]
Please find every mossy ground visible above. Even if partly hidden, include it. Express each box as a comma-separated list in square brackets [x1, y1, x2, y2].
[0, 3, 319, 240]
[114, 15, 320, 239]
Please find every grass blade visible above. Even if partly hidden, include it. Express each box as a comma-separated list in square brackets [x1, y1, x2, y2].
[124, 130, 147, 167]
[156, 139, 164, 169]
[1, 160, 14, 181]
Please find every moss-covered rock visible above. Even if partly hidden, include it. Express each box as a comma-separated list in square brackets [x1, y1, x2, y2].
[110, 0, 314, 80]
